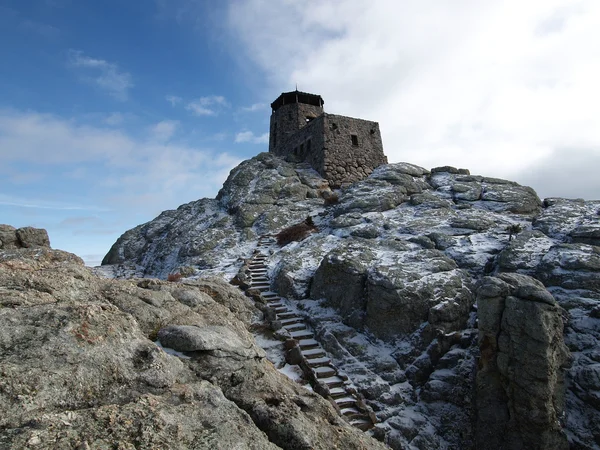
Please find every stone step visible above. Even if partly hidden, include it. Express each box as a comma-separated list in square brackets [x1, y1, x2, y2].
[280, 317, 303, 326]
[277, 312, 297, 320]
[320, 375, 346, 388]
[255, 286, 271, 292]
[306, 356, 331, 367]
[269, 303, 286, 310]
[261, 291, 278, 298]
[283, 323, 306, 332]
[273, 307, 289, 314]
[301, 347, 326, 358]
[340, 407, 361, 417]
[349, 418, 372, 431]
[313, 365, 336, 378]
[251, 275, 269, 280]
[328, 387, 347, 398]
[289, 330, 314, 340]
[334, 396, 357, 408]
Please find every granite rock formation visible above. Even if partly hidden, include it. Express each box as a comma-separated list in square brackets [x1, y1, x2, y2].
[0, 224, 50, 249]
[98, 154, 599, 448]
[0, 244, 388, 449]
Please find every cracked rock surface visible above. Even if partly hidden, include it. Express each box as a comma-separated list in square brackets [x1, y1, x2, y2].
[0, 246, 387, 449]
[101, 154, 600, 449]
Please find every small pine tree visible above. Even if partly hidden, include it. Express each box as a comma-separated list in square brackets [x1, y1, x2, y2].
[506, 224, 523, 242]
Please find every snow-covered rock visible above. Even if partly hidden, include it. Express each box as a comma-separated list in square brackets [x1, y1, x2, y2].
[102, 153, 600, 449]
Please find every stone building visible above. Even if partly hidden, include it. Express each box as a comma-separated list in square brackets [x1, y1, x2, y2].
[269, 90, 387, 187]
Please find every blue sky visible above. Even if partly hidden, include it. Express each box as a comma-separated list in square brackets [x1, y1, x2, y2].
[2, 0, 599, 266]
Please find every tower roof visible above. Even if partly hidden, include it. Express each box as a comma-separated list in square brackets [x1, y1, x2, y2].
[271, 90, 324, 112]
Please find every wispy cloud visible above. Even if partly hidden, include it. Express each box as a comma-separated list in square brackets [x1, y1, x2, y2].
[166, 95, 182, 106]
[241, 103, 267, 112]
[0, 194, 109, 211]
[235, 130, 269, 144]
[20, 19, 60, 37]
[185, 95, 228, 116]
[67, 50, 133, 101]
[0, 109, 241, 213]
[150, 120, 179, 142]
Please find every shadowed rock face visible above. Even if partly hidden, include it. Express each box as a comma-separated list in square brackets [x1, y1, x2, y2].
[476, 274, 569, 450]
[0, 246, 388, 450]
[99, 155, 600, 449]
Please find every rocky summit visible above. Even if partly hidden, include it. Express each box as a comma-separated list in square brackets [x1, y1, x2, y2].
[2, 152, 599, 449]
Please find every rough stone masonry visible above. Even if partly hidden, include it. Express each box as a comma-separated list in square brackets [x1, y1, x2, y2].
[269, 90, 388, 187]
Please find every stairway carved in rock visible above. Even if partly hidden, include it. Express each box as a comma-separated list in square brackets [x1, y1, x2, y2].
[240, 235, 376, 432]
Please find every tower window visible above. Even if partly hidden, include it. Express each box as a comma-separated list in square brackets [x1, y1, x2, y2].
[307, 139, 311, 153]
[273, 123, 277, 147]
[300, 143, 304, 155]
[351, 134, 359, 146]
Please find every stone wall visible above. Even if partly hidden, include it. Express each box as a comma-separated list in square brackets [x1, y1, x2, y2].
[269, 102, 323, 154]
[321, 114, 387, 187]
[270, 115, 326, 168]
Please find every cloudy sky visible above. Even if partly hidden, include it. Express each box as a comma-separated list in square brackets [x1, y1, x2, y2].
[1, 0, 599, 266]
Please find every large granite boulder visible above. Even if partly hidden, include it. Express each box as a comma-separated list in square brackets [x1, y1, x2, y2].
[0, 225, 50, 249]
[476, 273, 569, 450]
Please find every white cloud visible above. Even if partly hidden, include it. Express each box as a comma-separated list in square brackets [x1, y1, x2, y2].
[0, 109, 241, 212]
[185, 95, 228, 116]
[235, 130, 269, 144]
[227, 0, 600, 200]
[241, 103, 267, 112]
[104, 112, 125, 126]
[150, 120, 179, 142]
[68, 50, 133, 101]
[166, 95, 182, 106]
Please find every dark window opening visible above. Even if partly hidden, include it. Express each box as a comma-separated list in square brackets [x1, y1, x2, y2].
[331, 123, 338, 131]
[351, 134, 359, 146]
[307, 139, 311, 153]
[288, 112, 292, 120]
[273, 123, 277, 147]
[300, 143, 304, 155]
[370, 128, 376, 135]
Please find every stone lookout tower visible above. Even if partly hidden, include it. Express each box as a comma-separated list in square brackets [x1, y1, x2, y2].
[269, 90, 387, 187]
